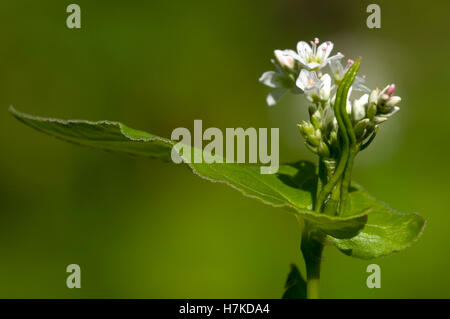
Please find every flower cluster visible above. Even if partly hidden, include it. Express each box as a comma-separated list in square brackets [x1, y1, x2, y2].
[259, 38, 401, 158]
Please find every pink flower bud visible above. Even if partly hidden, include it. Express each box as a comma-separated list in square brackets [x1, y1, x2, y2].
[386, 84, 396, 96]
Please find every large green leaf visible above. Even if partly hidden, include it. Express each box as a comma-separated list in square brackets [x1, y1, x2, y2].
[10, 106, 368, 239]
[330, 183, 427, 259]
[10, 107, 426, 256]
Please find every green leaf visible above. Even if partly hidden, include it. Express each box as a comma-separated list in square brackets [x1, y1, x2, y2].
[330, 183, 427, 259]
[10, 106, 368, 239]
[282, 264, 306, 299]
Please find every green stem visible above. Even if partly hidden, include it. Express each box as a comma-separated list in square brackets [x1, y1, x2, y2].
[323, 182, 341, 216]
[315, 87, 349, 213]
[315, 59, 361, 213]
[315, 159, 324, 210]
[339, 146, 358, 215]
[334, 59, 361, 216]
[301, 229, 323, 299]
[300, 60, 362, 299]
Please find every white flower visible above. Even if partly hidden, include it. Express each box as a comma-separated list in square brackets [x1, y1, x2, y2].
[259, 71, 290, 106]
[328, 52, 347, 81]
[259, 50, 303, 106]
[288, 38, 339, 70]
[259, 60, 302, 106]
[296, 70, 331, 101]
[328, 54, 370, 92]
[319, 74, 332, 101]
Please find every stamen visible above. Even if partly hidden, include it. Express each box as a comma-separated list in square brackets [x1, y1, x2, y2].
[310, 40, 317, 56]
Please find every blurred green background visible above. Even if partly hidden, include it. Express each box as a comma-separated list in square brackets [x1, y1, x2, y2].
[0, 0, 449, 298]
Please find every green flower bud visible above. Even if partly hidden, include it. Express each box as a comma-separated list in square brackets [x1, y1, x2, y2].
[367, 103, 377, 119]
[307, 129, 321, 147]
[304, 142, 318, 154]
[298, 121, 314, 137]
[380, 93, 390, 103]
[311, 109, 322, 129]
[317, 140, 330, 158]
[354, 118, 370, 138]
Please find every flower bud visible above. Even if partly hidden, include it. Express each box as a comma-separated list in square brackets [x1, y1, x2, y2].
[374, 116, 388, 124]
[298, 121, 314, 137]
[380, 94, 390, 103]
[386, 96, 401, 108]
[352, 94, 368, 122]
[306, 129, 321, 147]
[369, 88, 379, 105]
[386, 84, 396, 96]
[311, 109, 322, 129]
[354, 118, 370, 138]
[318, 140, 330, 158]
[274, 50, 296, 70]
[367, 102, 377, 119]
[380, 84, 391, 96]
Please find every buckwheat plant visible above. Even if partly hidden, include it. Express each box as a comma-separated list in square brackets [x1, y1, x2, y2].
[260, 38, 425, 298]
[10, 38, 425, 299]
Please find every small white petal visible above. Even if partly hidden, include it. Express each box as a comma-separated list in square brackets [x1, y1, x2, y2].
[296, 41, 312, 65]
[386, 96, 401, 107]
[296, 69, 310, 91]
[259, 71, 277, 88]
[320, 74, 332, 100]
[346, 87, 353, 114]
[327, 53, 344, 62]
[316, 41, 334, 62]
[387, 106, 400, 116]
[353, 76, 371, 92]
[328, 57, 344, 80]
[259, 71, 284, 88]
[380, 84, 391, 95]
[369, 89, 379, 105]
[331, 93, 336, 105]
[352, 94, 368, 121]
[266, 88, 287, 106]
[374, 116, 388, 124]
[305, 62, 321, 70]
